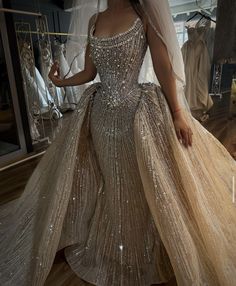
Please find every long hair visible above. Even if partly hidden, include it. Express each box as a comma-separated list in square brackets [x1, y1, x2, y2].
[129, 0, 144, 18]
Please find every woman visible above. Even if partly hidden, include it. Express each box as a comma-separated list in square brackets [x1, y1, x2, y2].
[0, 0, 236, 286]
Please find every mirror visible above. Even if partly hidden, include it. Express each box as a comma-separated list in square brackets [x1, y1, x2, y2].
[0, 33, 20, 156]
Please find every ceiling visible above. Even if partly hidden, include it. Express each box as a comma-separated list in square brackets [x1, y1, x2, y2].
[169, 0, 217, 15]
[64, 0, 217, 15]
[170, 0, 196, 5]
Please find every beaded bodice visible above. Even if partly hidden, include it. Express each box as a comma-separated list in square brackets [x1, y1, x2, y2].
[89, 17, 147, 98]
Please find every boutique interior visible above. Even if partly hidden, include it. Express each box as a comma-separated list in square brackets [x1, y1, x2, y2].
[0, 0, 236, 285]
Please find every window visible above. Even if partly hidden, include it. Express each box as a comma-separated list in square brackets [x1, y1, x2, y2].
[174, 21, 188, 47]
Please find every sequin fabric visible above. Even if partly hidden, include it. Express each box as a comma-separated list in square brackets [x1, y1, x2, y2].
[1, 17, 236, 286]
[64, 18, 174, 285]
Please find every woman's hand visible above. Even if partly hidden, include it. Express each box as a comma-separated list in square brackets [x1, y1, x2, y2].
[173, 111, 193, 148]
[48, 61, 64, 87]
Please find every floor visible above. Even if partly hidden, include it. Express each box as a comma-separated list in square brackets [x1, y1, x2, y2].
[203, 116, 236, 158]
[202, 92, 236, 158]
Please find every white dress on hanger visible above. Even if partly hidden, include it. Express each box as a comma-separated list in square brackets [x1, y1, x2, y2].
[182, 24, 214, 119]
[39, 41, 65, 108]
[203, 23, 216, 62]
[53, 41, 80, 111]
[24, 65, 62, 120]
[19, 42, 62, 122]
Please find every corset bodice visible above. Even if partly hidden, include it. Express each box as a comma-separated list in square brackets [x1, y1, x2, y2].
[187, 26, 207, 43]
[89, 17, 147, 97]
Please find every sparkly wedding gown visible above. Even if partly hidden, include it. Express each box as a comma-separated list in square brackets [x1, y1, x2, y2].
[0, 17, 236, 286]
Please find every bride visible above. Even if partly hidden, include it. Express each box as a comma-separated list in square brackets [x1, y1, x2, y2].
[0, 0, 236, 286]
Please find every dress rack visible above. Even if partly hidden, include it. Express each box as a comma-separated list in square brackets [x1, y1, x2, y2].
[0, 8, 41, 17]
[15, 30, 72, 36]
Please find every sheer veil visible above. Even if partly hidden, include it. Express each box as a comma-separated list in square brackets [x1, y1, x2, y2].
[65, 0, 190, 112]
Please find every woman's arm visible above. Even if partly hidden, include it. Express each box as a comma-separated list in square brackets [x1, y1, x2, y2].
[146, 20, 193, 148]
[48, 16, 97, 87]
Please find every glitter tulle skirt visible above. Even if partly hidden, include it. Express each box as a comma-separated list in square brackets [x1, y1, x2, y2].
[0, 83, 236, 286]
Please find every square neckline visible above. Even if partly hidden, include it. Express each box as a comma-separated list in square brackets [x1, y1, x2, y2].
[90, 17, 142, 41]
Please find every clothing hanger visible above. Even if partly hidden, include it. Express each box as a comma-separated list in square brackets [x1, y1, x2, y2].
[195, 0, 214, 16]
[186, 11, 216, 25]
[186, 0, 216, 26]
[195, 14, 212, 29]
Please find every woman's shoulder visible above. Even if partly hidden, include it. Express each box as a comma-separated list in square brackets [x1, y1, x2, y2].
[138, 10, 148, 34]
[88, 10, 108, 30]
[88, 13, 98, 27]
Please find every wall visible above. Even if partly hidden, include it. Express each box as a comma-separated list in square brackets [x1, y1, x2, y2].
[9, 0, 71, 41]
[6, 0, 71, 69]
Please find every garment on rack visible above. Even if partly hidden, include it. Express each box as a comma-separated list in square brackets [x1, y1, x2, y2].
[28, 113, 40, 141]
[19, 42, 62, 124]
[203, 23, 216, 63]
[182, 22, 214, 119]
[38, 40, 65, 108]
[23, 65, 63, 118]
[53, 41, 80, 111]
